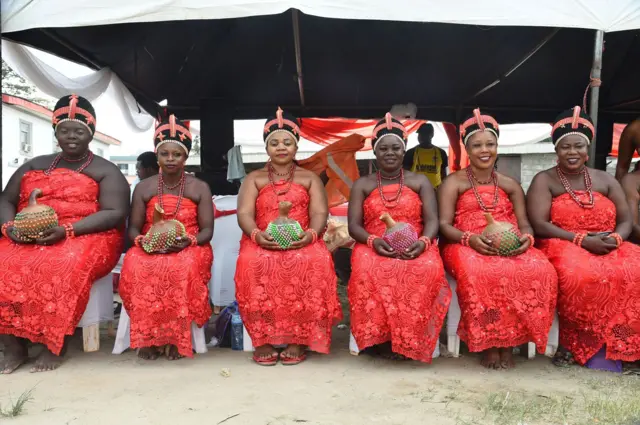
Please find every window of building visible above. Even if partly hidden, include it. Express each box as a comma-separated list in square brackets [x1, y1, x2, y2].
[118, 163, 129, 173]
[19, 120, 33, 157]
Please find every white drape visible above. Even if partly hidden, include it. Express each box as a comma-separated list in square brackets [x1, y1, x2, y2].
[2, 40, 154, 132]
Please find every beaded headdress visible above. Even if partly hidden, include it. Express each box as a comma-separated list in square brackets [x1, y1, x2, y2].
[551, 106, 594, 146]
[263, 107, 301, 144]
[372, 113, 408, 149]
[52, 94, 96, 135]
[154, 114, 192, 155]
[460, 108, 500, 145]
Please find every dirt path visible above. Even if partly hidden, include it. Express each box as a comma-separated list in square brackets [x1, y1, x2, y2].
[1, 330, 638, 425]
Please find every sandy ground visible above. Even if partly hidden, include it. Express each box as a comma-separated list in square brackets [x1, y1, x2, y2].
[2, 328, 639, 425]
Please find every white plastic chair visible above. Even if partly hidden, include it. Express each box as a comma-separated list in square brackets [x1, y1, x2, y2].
[77, 273, 114, 352]
[445, 272, 559, 358]
[209, 195, 241, 308]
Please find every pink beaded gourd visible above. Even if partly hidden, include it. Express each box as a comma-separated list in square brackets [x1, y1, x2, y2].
[380, 212, 418, 252]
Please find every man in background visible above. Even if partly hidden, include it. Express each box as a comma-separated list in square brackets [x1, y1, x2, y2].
[130, 151, 159, 201]
[615, 118, 640, 182]
[403, 123, 448, 189]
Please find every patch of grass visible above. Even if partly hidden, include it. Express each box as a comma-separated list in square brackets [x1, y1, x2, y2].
[0, 388, 34, 418]
[581, 383, 640, 425]
[480, 390, 574, 425]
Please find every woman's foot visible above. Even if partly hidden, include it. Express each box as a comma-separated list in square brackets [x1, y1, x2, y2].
[0, 336, 28, 374]
[30, 348, 63, 373]
[481, 347, 501, 369]
[253, 344, 278, 366]
[499, 347, 515, 369]
[281, 344, 307, 365]
[137, 346, 160, 360]
[375, 342, 408, 361]
[552, 348, 575, 368]
[165, 345, 184, 361]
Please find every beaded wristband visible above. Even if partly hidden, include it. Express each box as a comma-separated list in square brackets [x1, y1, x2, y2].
[250, 229, 260, 244]
[460, 231, 472, 247]
[419, 236, 431, 250]
[63, 223, 75, 239]
[573, 232, 586, 247]
[523, 233, 535, 246]
[188, 234, 198, 246]
[134, 235, 144, 248]
[308, 229, 318, 243]
[366, 235, 377, 249]
[1, 221, 14, 238]
[610, 232, 623, 247]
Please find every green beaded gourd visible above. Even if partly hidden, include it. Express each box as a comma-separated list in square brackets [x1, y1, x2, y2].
[141, 203, 187, 254]
[482, 212, 522, 256]
[266, 201, 304, 249]
[13, 189, 58, 241]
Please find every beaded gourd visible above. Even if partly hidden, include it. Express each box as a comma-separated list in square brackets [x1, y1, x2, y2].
[141, 203, 187, 254]
[266, 201, 304, 249]
[380, 212, 418, 252]
[13, 189, 58, 240]
[482, 212, 522, 256]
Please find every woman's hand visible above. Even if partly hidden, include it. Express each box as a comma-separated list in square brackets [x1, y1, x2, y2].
[288, 231, 314, 250]
[401, 240, 426, 260]
[164, 236, 192, 254]
[34, 226, 66, 246]
[6, 226, 34, 244]
[468, 234, 499, 256]
[581, 235, 617, 255]
[507, 235, 531, 256]
[255, 232, 282, 250]
[372, 238, 398, 258]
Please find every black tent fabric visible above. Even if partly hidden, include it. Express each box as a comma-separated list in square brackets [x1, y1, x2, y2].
[3, 11, 639, 124]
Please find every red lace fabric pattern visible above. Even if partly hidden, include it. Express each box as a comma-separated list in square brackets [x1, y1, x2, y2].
[119, 195, 212, 358]
[0, 169, 123, 354]
[235, 181, 342, 353]
[349, 185, 451, 362]
[442, 186, 557, 353]
[537, 192, 640, 364]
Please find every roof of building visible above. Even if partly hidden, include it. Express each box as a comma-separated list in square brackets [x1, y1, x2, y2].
[2, 93, 121, 146]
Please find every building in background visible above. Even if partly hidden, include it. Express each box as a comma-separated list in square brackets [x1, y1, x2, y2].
[2, 94, 121, 188]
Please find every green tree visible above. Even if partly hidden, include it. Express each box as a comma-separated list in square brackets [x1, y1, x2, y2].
[2, 59, 54, 108]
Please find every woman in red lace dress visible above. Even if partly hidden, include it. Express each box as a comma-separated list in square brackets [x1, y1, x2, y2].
[528, 106, 640, 367]
[119, 114, 213, 360]
[439, 109, 557, 369]
[348, 114, 451, 363]
[235, 108, 342, 366]
[0, 95, 129, 373]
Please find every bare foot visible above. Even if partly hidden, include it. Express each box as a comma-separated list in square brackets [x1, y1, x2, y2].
[481, 347, 501, 369]
[281, 344, 306, 365]
[166, 345, 184, 361]
[0, 336, 28, 374]
[499, 347, 515, 369]
[137, 346, 160, 360]
[30, 348, 63, 373]
[254, 344, 278, 360]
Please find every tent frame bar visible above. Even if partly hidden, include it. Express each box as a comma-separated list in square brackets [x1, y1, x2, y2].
[587, 30, 604, 168]
[292, 9, 306, 107]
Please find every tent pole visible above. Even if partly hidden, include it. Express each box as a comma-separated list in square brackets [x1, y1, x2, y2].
[292, 9, 306, 107]
[587, 30, 604, 169]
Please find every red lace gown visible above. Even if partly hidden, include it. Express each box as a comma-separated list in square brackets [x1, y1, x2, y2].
[442, 186, 557, 354]
[119, 195, 212, 358]
[349, 185, 451, 362]
[0, 169, 123, 355]
[537, 192, 640, 364]
[235, 181, 342, 353]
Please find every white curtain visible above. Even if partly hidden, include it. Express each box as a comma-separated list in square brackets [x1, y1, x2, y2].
[2, 40, 154, 132]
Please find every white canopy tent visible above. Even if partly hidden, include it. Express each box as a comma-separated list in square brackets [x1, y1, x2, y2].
[3, 0, 640, 33]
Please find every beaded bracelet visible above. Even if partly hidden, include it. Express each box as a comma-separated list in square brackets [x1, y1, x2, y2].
[63, 223, 75, 239]
[1, 221, 14, 238]
[188, 234, 198, 246]
[419, 236, 431, 250]
[610, 232, 623, 247]
[250, 228, 261, 244]
[366, 235, 377, 249]
[523, 233, 535, 246]
[308, 229, 318, 244]
[460, 231, 472, 247]
[134, 235, 144, 248]
[573, 232, 586, 247]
